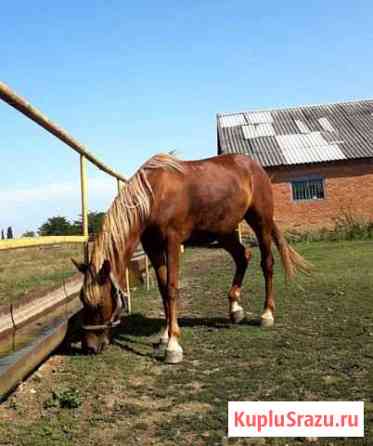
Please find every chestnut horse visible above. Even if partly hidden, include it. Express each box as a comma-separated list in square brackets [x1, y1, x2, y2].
[72, 153, 309, 362]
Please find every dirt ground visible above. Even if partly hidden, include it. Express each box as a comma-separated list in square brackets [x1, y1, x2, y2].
[0, 242, 372, 445]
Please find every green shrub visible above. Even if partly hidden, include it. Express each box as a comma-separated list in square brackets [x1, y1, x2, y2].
[284, 210, 373, 243]
[44, 387, 82, 409]
[240, 210, 373, 244]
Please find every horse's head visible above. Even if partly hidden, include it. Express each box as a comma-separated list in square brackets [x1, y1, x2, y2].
[72, 258, 126, 354]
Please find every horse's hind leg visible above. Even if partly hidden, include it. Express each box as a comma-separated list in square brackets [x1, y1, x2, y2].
[247, 219, 275, 327]
[218, 231, 252, 324]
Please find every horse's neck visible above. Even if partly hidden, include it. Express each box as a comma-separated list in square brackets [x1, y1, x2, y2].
[109, 222, 145, 291]
[92, 172, 152, 289]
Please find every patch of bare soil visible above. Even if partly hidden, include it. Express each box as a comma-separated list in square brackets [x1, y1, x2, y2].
[0, 355, 64, 423]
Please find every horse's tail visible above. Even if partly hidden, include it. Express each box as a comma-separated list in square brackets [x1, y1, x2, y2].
[271, 222, 312, 281]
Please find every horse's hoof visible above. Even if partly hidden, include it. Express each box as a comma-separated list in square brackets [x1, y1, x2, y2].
[153, 342, 167, 358]
[260, 315, 274, 328]
[230, 309, 245, 324]
[165, 349, 183, 364]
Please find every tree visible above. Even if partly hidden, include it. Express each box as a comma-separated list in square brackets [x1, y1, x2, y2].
[38, 216, 74, 236]
[1, 230, 4, 240]
[7, 227, 13, 239]
[38, 211, 106, 237]
[22, 231, 36, 238]
[72, 211, 106, 235]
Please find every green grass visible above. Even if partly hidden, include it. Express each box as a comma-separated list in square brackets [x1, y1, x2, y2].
[0, 240, 372, 445]
[0, 244, 83, 305]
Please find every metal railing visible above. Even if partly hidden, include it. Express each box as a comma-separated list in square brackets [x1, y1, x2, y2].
[0, 81, 152, 310]
[0, 81, 128, 252]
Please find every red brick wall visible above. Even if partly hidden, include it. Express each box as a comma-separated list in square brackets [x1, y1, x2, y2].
[265, 159, 373, 231]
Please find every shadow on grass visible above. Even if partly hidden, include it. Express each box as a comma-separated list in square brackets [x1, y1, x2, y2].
[59, 311, 261, 358]
[112, 313, 261, 359]
[116, 312, 261, 338]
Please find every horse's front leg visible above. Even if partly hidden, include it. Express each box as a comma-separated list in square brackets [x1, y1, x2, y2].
[152, 259, 170, 358]
[165, 232, 183, 364]
[141, 240, 170, 358]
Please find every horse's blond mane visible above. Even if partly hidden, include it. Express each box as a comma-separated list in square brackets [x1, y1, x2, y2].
[89, 154, 184, 300]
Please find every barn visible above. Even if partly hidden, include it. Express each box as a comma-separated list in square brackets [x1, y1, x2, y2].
[217, 99, 373, 231]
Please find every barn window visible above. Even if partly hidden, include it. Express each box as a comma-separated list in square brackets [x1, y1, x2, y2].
[291, 177, 325, 201]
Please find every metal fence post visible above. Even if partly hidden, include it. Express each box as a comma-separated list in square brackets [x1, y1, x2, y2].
[145, 256, 150, 290]
[80, 155, 89, 263]
[236, 222, 242, 243]
[119, 178, 133, 312]
[125, 268, 132, 314]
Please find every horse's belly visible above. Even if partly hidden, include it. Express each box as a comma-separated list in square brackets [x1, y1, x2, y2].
[190, 200, 246, 234]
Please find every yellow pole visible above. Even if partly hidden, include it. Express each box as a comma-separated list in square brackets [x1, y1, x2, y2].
[0, 82, 128, 183]
[237, 222, 242, 243]
[80, 155, 89, 263]
[118, 177, 133, 310]
[125, 268, 131, 313]
[145, 256, 150, 290]
[0, 235, 88, 251]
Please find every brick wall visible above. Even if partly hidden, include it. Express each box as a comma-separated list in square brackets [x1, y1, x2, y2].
[265, 159, 373, 231]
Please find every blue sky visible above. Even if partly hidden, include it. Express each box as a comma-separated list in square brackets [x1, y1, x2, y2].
[1, 1, 372, 235]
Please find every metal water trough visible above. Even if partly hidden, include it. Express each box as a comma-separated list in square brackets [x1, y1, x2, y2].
[0, 249, 149, 400]
[0, 276, 82, 399]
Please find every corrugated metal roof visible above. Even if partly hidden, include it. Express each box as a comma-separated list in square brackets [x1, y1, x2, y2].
[219, 114, 247, 128]
[217, 99, 373, 167]
[242, 123, 275, 139]
[245, 111, 273, 124]
[318, 117, 335, 132]
[295, 119, 310, 134]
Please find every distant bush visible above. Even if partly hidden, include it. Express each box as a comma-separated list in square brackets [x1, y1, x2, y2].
[38, 216, 74, 236]
[37, 211, 105, 236]
[333, 210, 373, 240]
[22, 230, 36, 238]
[284, 210, 373, 243]
[240, 210, 373, 245]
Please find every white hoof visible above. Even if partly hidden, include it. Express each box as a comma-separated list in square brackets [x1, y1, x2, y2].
[165, 349, 183, 364]
[165, 337, 183, 364]
[230, 309, 245, 324]
[260, 310, 274, 328]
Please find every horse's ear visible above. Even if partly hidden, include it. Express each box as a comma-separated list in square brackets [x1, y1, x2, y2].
[71, 258, 88, 274]
[99, 259, 111, 281]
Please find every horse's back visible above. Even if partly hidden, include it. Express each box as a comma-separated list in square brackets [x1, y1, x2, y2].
[182, 153, 263, 174]
[148, 153, 270, 236]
